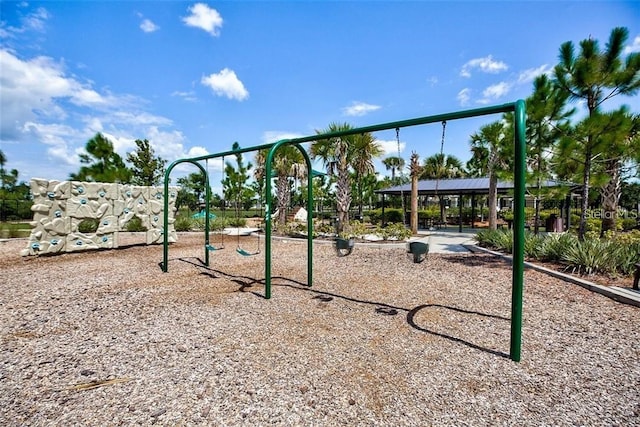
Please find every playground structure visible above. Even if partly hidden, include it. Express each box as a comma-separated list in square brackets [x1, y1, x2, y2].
[162, 100, 527, 361]
[21, 179, 178, 256]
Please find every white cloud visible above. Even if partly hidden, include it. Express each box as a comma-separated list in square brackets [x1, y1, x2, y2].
[22, 121, 84, 166]
[517, 64, 553, 84]
[342, 101, 381, 117]
[0, 48, 201, 180]
[476, 82, 512, 105]
[378, 139, 405, 156]
[1, 6, 50, 37]
[140, 18, 159, 33]
[460, 55, 508, 77]
[139, 126, 189, 162]
[171, 90, 198, 102]
[426, 76, 438, 86]
[457, 88, 471, 106]
[201, 68, 249, 101]
[624, 35, 640, 54]
[182, 3, 223, 36]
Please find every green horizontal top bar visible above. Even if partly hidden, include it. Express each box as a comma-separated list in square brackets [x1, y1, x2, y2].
[177, 101, 518, 164]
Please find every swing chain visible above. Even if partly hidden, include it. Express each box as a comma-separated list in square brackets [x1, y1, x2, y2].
[440, 121, 447, 157]
[396, 127, 407, 226]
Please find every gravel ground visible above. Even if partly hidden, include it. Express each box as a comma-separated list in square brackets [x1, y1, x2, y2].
[1, 233, 639, 426]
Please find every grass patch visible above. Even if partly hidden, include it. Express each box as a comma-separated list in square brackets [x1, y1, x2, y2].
[0, 222, 31, 238]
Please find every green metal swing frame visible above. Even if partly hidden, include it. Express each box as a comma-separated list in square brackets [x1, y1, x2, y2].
[161, 100, 527, 362]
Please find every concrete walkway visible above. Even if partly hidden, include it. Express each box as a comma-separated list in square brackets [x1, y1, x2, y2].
[410, 227, 478, 254]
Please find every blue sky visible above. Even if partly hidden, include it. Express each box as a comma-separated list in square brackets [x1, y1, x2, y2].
[1, 1, 639, 189]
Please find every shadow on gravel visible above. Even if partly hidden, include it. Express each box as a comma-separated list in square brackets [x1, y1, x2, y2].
[441, 253, 511, 269]
[164, 257, 511, 359]
[274, 281, 511, 360]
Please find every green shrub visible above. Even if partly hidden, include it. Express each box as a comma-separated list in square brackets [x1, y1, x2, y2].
[523, 232, 545, 259]
[475, 229, 513, 253]
[174, 216, 193, 232]
[125, 216, 147, 232]
[77, 219, 99, 233]
[561, 237, 614, 275]
[314, 222, 334, 235]
[621, 218, 638, 231]
[383, 209, 403, 224]
[370, 222, 412, 241]
[227, 217, 247, 227]
[536, 232, 578, 262]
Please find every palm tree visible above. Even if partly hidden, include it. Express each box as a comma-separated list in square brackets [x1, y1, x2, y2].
[409, 151, 422, 234]
[420, 153, 465, 222]
[351, 133, 383, 218]
[254, 145, 306, 226]
[553, 26, 640, 238]
[382, 156, 405, 183]
[467, 121, 512, 230]
[310, 123, 356, 234]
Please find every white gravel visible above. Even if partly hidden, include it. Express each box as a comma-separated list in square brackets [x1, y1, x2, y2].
[1, 233, 639, 426]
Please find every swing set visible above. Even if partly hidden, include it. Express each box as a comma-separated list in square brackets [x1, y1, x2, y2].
[202, 156, 262, 256]
[161, 100, 528, 362]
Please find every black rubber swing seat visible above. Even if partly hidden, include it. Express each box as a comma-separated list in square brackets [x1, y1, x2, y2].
[335, 238, 355, 257]
[408, 241, 429, 263]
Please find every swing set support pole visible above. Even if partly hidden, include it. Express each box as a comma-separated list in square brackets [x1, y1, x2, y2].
[162, 101, 526, 361]
[264, 141, 314, 299]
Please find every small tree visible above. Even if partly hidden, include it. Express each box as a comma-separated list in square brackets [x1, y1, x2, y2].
[553, 27, 640, 238]
[70, 133, 132, 183]
[126, 139, 167, 186]
[222, 142, 254, 218]
[523, 74, 573, 234]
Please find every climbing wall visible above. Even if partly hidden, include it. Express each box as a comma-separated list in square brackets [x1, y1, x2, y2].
[21, 179, 178, 256]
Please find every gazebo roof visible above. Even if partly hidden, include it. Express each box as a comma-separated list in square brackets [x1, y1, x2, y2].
[375, 177, 573, 196]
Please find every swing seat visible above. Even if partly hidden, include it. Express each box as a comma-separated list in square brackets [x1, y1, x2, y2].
[335, 238, 354, 257]
[205, 244, 224, 251]
[408, 241, 429, 263]
[236, 247, 259, 257]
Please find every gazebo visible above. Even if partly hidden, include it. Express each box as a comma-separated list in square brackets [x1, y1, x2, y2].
[375, 177, 575, 232]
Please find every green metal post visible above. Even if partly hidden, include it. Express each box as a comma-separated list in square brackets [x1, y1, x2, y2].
[162, 159, 208, 272]
[204, 167, 211, 267]
[510, 99, 526, 362]
[161, 101, 528, 361]
[264, 141, 313, 299]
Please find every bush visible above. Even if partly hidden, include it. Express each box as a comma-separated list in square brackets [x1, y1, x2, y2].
[77, 219, 99, 233]
[621, 218, 638, 231]
[523, 232, 545, 259]
[536, 232, 578, 262]
[561, 237, 614, 275]
[174, 215, 193, 232]
[124, 216, 147, 232]
[377, 222, 412, 241]
[475, 229, 513, 253]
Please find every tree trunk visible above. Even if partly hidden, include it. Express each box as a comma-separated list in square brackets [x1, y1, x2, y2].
[578, 147, 592, 240]
[335, 167, 351, 234]
[411, 174, 418, 234]
[600, 158, 621, 235]
[276, 175, 289, 226]
[488, 173, 498, 230]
